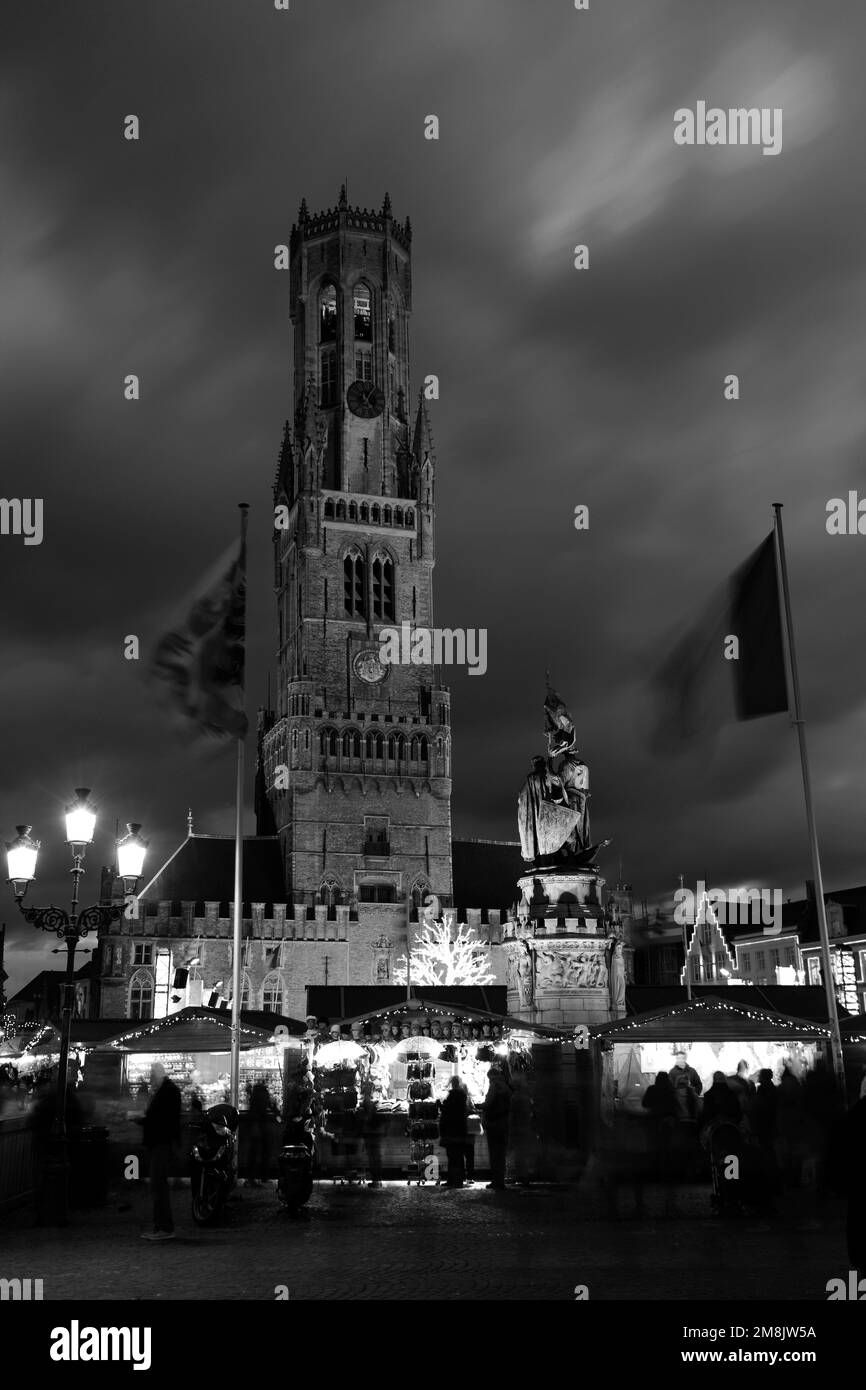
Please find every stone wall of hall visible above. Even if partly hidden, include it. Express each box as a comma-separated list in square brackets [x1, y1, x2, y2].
[96, 901, 509, 1024]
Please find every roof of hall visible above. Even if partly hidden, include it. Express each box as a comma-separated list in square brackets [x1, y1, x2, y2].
[136, 835, 285, 907]
[451, 838, 523, 915]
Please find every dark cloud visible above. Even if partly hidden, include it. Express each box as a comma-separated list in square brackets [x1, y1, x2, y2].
[3, 0, 866, 993]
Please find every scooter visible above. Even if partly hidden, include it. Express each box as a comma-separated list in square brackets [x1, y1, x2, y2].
[189, 1099, 239, 1226]
[277, 1115, 315, 1214]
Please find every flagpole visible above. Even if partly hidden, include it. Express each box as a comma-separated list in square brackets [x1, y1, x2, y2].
[230, 503, 250, 1111]
[772, 504, 846, 1096]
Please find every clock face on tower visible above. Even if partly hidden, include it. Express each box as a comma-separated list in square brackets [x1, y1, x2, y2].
[347, 379, 385, 419]
[353, 648, 390, 685]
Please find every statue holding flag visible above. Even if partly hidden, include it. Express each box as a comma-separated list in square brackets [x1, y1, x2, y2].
[517, 682, 609, 871]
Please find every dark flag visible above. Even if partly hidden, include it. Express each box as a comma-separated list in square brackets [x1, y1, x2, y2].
[149, 529, 248, 744]
[652, 533, 789, 748]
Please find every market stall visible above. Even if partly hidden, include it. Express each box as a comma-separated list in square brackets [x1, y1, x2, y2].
[591, 993, 831, 1126]
[307, 996, 563, 1180]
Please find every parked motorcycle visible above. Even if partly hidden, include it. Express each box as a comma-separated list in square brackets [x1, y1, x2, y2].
[277, 1115, 315, 1214]
[189, 1099, 239, 1226]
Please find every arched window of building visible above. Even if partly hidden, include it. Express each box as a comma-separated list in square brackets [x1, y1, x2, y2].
[383, 506, 392, 525]
[344, 549, 365, 617]
[364, 731, 375, 760]
[354, 348, 372, 383]
[291, 729, 299, 752]
[419, 736, 429, 763]
[320, 727, 338, 758]
[324, 497, 335, 519]
[318, 877, 341, 910]
[240, 972, 252, 1010]
[336, 499, 346, 520]
[353, 282, 372, 340]
[349, 501, 358, 521]
[370, 505, 380, 525]
[372, 554, 394, 621]
[304, 729, 310, 750]
[396, 733, 406, 762]
[301, 695, 310, 715]
[387, 735, 396, 761]
[410, 737, 419, 762]
[262, 972, 284, 1015]
[394, 507, 403, 526]
[320, 349, 337, 407]
[129, 969, 154, 1020]
[360, 503, 369, 523]
[374, 733, 385, 759]
[320, 284, 337, 343]
[405, 508, 414, 527]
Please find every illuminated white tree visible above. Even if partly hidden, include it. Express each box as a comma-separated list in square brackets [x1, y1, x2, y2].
[393, 913, 495, 987]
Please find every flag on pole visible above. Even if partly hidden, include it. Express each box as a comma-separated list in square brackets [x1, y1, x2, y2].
[149, 530, 248, 742]
[652, 533, 788, 748]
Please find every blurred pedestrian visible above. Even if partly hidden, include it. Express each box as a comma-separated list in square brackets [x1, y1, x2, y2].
[439, 1077, 469, 1188]
[137, 1062, 181, 1241]
[482, 1065, 512, 1190]
[509, 1073, 537, 1186]
[246, 1079, 274, 1186]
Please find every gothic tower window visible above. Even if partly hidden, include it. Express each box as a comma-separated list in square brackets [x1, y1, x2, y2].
[320, 349, 337, 407]
[240, 972, 252, 1010]
[353, 282, 372, 340]
[129, 969, 154, 1020]
[371, 504, 380, 525]
[355, 349, 372, 382]
[360, 503, 369, 523]
[343, 728, 361, 758]
[320, 727, 338, 757]
[372, 554, 395, 621]
[396, 733, 405, 762]
[420, 736, 429, 763]
[394, 507, 403, 526]
[349, 501, 358, 521]
[344, 548, 365, 617]
[318, 877, 341, 911]
[383, 506, 392, 525]
[319, 284, 337, 343]
[324, 498, 335, 519]
[406, 508, 414, 527]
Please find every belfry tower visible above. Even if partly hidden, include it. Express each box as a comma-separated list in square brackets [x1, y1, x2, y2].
[256, 189, 453, 926]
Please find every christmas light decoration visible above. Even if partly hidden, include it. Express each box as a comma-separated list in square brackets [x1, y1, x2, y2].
[393, 916, 495, 987]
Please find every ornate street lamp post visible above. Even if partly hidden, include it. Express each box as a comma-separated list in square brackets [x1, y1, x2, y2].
[5, 791, 147, 1225]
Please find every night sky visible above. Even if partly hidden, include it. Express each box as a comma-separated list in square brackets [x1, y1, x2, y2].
[3, 0, 866, 995]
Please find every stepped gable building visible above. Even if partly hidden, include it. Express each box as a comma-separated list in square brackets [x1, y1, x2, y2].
[255, 188, 453, 929]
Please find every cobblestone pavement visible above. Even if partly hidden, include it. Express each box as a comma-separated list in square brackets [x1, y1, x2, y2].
[0, 1180, 848, 1301]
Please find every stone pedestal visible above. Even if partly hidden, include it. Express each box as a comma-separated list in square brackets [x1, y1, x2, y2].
[505, 867, 615, 1030]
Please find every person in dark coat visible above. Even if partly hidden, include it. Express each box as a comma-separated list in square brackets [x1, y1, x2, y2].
[482, 1065, 512, 1190]
[246, 1080, 274, 1186]
[702, 1072, 742, 1128]
[842, 1095, 866, 1272]
[642, 1071, 678, 1181]
[439, 1077, 469, 1187]
[137, 1062, 181, 1240]
[750, 1069, 778, 1155]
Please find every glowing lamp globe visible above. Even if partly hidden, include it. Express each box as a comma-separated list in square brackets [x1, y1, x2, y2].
[5, 826, 40, 899]
[65, 789, 96, 849]
[117, 823, 148, 891]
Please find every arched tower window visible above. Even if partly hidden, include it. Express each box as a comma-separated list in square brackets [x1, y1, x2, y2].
[349, 501, 358, 521]
[419, 736, 429, 763]
[318, 877, 341, 910]
[319, 284, 337, 343]
[371, 504, 380, 525]
[320, 727, 338, 757]
[320, 349, 337, 408]
[383, 506, 392, 525]
[372, 554, 395, 621]
[262, 972, 284, 1015]
[360, 503, 369, 523]
[395, 507, 403, 526]
[324, 498, 335, 519]
[353, 282, 372, 341]
[344, 549, 365, 617]
[129, 969, 154, 1020]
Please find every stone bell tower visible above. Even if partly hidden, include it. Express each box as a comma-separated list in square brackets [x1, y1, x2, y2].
[256, 189, 453, 930]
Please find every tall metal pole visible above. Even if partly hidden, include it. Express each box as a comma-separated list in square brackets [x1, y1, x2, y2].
[229, 503, 249, 1110]
[772, 504, 845, 1095]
